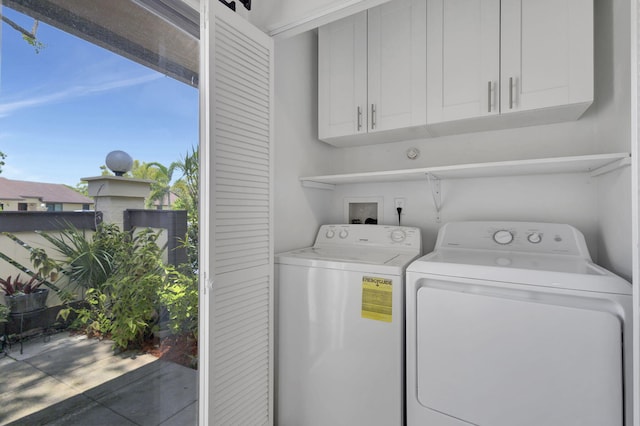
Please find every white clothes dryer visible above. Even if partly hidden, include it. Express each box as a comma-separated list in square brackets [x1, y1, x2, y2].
[406, 221, 633, 426]
[276, 224, 422, 426]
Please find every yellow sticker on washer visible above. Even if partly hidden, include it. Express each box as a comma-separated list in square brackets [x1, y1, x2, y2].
[362, 276, 392, 322]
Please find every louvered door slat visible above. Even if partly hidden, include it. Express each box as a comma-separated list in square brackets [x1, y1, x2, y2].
[218, 154, 269, 170]
[216, 84, 270, 110]
[215, 230, 269, 239]
[217, 142, 269, 160]
[217, 124, 270, 147]
[216, 110, 270, 135]
[217, 76, 270, 105]
[215, 181, 269, 192]
[217, 28, 270, 65]
[216, 170, 269, 183]
[216, 93, 270, 120]
[217, 70, 270, 101]
[216, 50, 270, 91]
[201, 1, 274, 424]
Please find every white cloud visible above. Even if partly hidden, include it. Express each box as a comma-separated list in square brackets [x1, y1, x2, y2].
[0, 73, 163, 117]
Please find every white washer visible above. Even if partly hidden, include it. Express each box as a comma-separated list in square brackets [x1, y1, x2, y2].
[276, 224, 422, 426]
[406, 221, 633, 426]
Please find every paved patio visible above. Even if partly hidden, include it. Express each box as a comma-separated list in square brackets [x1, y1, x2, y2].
[0, 332, 198, 425]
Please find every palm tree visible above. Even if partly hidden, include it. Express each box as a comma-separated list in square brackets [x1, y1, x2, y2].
[171, 147, 199, 271]
[133, 161, 179, 209]
[172, 147, 198, 212]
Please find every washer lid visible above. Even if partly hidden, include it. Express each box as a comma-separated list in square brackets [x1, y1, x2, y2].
[407, 249, 632, 295]
[419, 249, 599, 274]
[276, 247, 420, 274]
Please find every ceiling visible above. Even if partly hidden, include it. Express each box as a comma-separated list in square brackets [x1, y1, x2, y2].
[5, 0, 199, 86]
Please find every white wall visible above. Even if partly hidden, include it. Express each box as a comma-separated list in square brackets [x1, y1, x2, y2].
[593, 0, 633, 280]
[273, 32, 336, 253]
[327, 174, 600, 259]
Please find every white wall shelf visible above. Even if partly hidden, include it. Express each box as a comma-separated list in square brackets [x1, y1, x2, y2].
[300, 153, 631, 189]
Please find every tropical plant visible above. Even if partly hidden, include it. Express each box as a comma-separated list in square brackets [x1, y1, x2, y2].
[36, 223, 118, 291]
[0, 150, 5, 174]
[0, 274, 45, 295]
[60, 227, 166, 350]
[70, 288, 112, 338]
[107, 228, 164, 349]
[172, 147, 199, 212]
[29, 247, 60, 282]
[172, 147, 199, 272]
[159, 265, 198, 339]
[144, 161, 179, 209]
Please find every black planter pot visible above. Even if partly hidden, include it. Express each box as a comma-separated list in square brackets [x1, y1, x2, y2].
[4, 288, 49, 314]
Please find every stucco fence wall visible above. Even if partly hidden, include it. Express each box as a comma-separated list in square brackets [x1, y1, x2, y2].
[0, 210, 186, 311]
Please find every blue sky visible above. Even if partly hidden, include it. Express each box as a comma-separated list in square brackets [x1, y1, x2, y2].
[0, 7, 198, 187]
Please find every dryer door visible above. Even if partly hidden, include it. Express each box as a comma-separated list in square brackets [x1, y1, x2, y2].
[415, 282, 623, 426]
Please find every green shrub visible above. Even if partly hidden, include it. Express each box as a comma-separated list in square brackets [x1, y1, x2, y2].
[0, 304, 9, 323]
[51, 225, 200, 354]
[68, 288, 112, 337]
[159, 265, 198, 339]
[60, 227, 165, 350]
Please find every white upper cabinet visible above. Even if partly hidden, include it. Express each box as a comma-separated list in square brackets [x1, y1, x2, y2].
[318, 0, 427, 146]
[318, 12, 368, 140]
[367, 1, 427, 133]
[501, 0, 593, 114]
[427, 0, 593, 135]
[426, 0, 500, 124]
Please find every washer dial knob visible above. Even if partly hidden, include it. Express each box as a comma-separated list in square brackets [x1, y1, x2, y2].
[390, 229, 406, 243]
[339, 230, 349, 239]
[527, 232, 542, 244]
[325, 230, 335, 239]
[493, 230, 514, 245]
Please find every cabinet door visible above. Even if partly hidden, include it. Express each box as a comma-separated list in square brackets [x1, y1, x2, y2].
[500, 0, 593, 113]
[368, 0, 426, 133]
[318, 12, 368, 140]
[426, 0, 500, 124]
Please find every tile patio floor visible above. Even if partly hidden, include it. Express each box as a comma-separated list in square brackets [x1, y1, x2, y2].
[0, 332, 198, 425]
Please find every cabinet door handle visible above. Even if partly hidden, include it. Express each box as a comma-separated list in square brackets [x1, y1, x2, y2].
[371, 104, 376, 129]
[357, 106, 363, 131]
[487, 81, 492, 112]
[509, 77, 514, 109]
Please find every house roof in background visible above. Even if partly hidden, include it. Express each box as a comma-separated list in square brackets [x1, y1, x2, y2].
[0, 177, 93, 204]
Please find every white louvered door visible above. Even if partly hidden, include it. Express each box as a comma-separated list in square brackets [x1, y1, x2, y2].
[199, 1, 274, 425]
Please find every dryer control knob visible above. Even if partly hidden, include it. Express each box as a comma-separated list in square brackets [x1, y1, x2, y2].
[325, 230, 335, 239]
[493, 230, 514, 245]
[390, 229, 406, 243]
[339, 230, 349, 239]
[527, 232, 542, 244]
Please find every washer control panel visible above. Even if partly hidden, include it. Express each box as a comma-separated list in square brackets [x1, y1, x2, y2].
[315, 224, 422, 251]
[437, 221, 591, 259]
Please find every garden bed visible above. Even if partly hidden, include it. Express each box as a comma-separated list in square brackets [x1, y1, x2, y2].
[142, 333, 198, 369]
